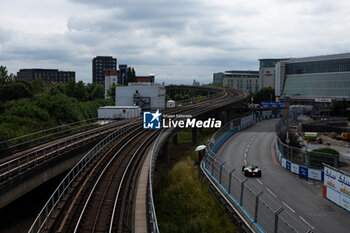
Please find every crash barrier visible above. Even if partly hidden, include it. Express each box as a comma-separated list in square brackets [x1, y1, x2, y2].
[203, 113, 313, 233]
[148, 130, 164, 233]
[147, 128, 175, 233]
[28, 121, 139, 233]
[275, 118, 341, 181]
[275, 137, 324, 181]
[323, 164, 350, 212]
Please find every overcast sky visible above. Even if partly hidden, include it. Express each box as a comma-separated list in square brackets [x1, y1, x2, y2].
[1, 0, 350, 84]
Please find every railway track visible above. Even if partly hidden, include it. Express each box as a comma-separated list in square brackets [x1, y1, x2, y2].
[0, 88, 237, 183]
[23, 87, 247, 233]
[42, 128, 158, 233]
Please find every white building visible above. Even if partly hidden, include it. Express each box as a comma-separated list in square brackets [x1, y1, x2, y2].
[115, 82, 166, 110]
[104, 71, 118, 98]
[98, 106, 141, 119]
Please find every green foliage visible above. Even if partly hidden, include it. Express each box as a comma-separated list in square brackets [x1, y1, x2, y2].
[251, 87, 275, 104]
[32, 77, 46, 94]
[194, 95, 207, 103]
[310, 148, 339, 167]
[89, 83, 104, 100]
[155, 157, 237, 233]
[126, 67, 136, 84]
[183, 94, 191, 100]
[174, 93, 184, 101]
[156, 128, 236, 233]
[278, 131, 301, 148]
[0, 80, 114, 140]
[0, 81, 33, 101]
[0, 65, 14, 87]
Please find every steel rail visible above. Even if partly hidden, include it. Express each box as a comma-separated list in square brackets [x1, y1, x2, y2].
[108, 131, 157, 233]
[72, 130, 151, 233]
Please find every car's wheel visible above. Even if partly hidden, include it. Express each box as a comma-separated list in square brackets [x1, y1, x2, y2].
[244, 171, 249, 176]
[257, 171, 262, 177]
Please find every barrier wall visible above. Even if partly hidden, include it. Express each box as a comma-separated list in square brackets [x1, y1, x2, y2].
[323, 165, 350, 212]
[203, 111, 313, 233]
[275, 137, 324, 181]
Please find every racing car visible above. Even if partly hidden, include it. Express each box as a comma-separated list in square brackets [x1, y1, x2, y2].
[242, 165, 262, 177]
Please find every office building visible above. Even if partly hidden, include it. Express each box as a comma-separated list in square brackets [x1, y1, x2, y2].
[16, 69, 75, 85]
[92, 56, 117, 85]
[275, 53, 350, 101]
[214, 70, 259, 94]
[259, 58, 288, 89]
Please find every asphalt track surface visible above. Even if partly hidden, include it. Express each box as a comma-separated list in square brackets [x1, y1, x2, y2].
[218, 118, 350, 233]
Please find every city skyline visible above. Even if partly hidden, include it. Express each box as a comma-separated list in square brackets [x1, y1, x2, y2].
[1, 0, 350, 84]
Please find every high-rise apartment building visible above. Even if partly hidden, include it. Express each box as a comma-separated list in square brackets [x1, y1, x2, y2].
[92, 56, 117, 84]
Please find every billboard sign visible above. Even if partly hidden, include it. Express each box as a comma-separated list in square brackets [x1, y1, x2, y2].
[261, 101, 286, 107]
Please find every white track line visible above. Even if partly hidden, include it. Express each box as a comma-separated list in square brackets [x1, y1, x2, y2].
[282, 201, 295, 213]
[299, 216, 315, 230]
[244, 159, 247, 165]
[256, 178, 263, 185]
[266, 187, 277, 198]
[244, 153, 247, 158]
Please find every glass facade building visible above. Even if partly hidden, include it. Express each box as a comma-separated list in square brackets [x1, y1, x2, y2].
[281, 53, 350, 99]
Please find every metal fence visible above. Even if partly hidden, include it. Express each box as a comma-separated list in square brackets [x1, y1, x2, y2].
[27, 121, 139, 233]
[173, 90, 226, 107]
[203, 114, 313, 233]
[148, 130, 164, 233]
[275, 118, 339, 169]
[0, 118, 100, 155]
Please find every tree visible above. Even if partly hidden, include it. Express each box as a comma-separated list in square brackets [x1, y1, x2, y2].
[126, 67, 137, 84]
[0, 81, 33, 101]
[73, 81, 89, 101]
[32, 77, 46, 94]
[0, 66, 14, 87]
[251, 87, 275, 104]
[88, 83, 104, 100]
[65, 80, 76, 98]
[174, 93, 183, 101]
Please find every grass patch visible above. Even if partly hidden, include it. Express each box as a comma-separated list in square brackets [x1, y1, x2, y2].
[154, 128, 237, 233]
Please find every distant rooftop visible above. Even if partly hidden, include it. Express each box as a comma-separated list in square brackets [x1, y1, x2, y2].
[288, 52, 350, 63]
[225, 70, 258, 74]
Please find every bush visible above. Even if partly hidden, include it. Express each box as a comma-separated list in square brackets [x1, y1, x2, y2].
[155, 158, 237, 233]
[309, 148, 339, 168]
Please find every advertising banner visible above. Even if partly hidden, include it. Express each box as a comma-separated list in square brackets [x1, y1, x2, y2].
[299, 166, 308, 177]
[291, 163, 299, 174]
[308, 168, 322, 180]
[281, 158, 286, 168]
[286, 161, 291, 171]
[324, 166, 350, 211]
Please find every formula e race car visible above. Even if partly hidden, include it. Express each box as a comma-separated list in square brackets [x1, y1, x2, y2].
[242, 165, 262, 177]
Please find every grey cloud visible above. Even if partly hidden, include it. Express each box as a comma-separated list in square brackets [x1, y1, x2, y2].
[0, 27, 13, 43]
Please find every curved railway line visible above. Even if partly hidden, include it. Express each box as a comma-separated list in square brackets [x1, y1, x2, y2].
[0, 86, 248, 233]
[46, 128, 158, 233]
[0, 87, 239, 184]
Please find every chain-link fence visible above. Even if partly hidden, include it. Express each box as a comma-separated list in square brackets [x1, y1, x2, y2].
[275, 117, 339, 169]
[203, 114, 314, 233]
